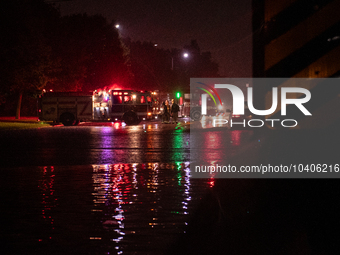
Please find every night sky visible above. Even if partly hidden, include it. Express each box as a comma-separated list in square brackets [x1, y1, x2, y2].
[58, 0, 252, 77]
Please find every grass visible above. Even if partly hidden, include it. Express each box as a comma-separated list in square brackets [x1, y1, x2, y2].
[0, 122, 51, 130]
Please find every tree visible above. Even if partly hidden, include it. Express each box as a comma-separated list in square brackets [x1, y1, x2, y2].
[125, 39, 219, 93]
[181, 39, 219, 78]
[125, 40, 173, 91]
[0, 0, 59, 118]
[48, 14, 132, 92]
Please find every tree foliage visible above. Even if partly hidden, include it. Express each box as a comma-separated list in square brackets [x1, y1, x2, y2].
[0, 1, 218, 117]
[0, 1, 131, 116]
[0, 0, 59, 113]
[48, 14, 131, 92]
[126, 39, 219, 93]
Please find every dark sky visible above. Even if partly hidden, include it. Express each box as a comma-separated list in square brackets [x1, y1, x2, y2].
[58, 0, 252, 77]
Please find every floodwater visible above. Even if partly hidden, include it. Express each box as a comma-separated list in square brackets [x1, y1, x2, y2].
[0, 122, 229, 254]
[2, 121, 340, 254]
[0, 163, 212, 255]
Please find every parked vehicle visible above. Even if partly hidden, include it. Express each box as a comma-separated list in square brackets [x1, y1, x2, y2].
[38, 89, 158, 126]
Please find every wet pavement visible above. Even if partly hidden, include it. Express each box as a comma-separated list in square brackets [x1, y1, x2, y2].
[0, 121, 192, 167]
[1, 118, 340, 254]
[0, 119, 208, 254]
[1, 163, 212, 255]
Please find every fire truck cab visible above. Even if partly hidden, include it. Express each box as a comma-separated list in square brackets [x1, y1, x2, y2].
[93, 89, 155, 125]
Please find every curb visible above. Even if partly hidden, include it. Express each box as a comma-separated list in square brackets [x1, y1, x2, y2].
[0, 118, 53, 125]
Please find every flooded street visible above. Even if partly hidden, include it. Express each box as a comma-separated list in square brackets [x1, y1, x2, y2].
[1, 163, 212, 255]
[0, 122, 193, 167]
[1, 121, 340, 254]
[0, 122, 221, 254]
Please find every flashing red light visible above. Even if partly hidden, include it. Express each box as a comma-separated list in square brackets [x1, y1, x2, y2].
[119, 92, 122, 95]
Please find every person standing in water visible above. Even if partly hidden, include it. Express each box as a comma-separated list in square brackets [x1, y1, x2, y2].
[171, 99, 179, 124]
[162, 100, 171, 123]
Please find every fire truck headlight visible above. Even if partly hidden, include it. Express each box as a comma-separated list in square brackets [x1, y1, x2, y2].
[147, 112, 152, 116]
[132, 94, 136, 100]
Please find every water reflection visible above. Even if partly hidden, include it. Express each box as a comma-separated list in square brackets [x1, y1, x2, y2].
[20, 163, 211, 254]
[39, 166, 57, 241]
[190, 128, 253, 163]
[200, 115, 230, 129]
[89, 162, 209, 254]
[231, 130, 241, 146]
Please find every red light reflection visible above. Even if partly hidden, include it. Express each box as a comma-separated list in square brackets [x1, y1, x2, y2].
[231, 130, 241, 146]
[39, 166, 57, 241]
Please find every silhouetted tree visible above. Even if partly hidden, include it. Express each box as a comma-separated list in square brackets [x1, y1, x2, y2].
[0, 1, 219, 118]
[181, 39, 219, 79]
[0, 0, 59, 118]
[125, 40, 174, 91]
[48, 14, 131, 92]
[125, 39, 219, 93]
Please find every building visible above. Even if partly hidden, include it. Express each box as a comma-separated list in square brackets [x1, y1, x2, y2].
[252, 0, 340, 128]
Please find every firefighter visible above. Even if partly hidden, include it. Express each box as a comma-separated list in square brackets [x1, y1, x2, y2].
[162, 100, 171, 123]
[171, 99, 179, 124]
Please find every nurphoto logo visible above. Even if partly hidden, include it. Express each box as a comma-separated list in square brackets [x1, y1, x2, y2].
[192, 78, 314, 128]
[190, 78, 339, 179]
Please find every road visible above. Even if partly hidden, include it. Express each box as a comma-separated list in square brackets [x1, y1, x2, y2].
[1, 119, 340, 254]
[0, 121, 192, 167]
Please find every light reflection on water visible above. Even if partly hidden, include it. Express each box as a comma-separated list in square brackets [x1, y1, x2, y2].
[200, 115, 230, 129]
[39, 166, 56, 242]
[27, 163, 210, 254]
[191, 129, 251, 164]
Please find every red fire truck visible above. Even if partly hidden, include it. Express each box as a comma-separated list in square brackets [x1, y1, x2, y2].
[38, 89, 158, 125]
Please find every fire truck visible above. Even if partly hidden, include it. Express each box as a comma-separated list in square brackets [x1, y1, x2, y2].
[38, 90, 158, 125]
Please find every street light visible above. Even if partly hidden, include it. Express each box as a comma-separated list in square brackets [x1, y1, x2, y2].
[115, 24, 120, 29]
[171, 52, 189, 70]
